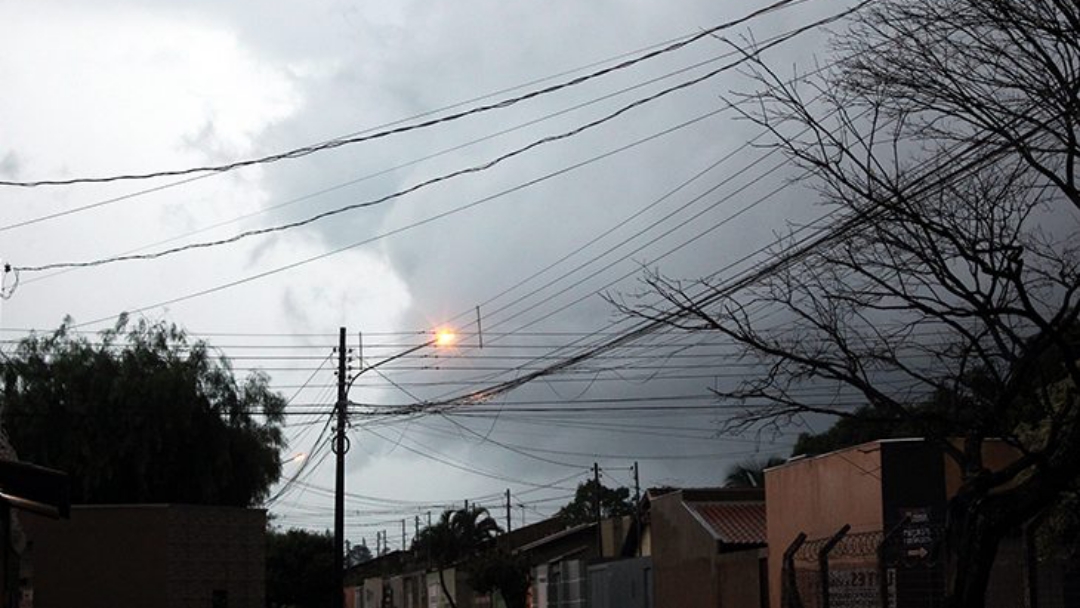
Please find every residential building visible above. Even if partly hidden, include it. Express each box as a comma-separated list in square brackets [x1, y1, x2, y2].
[641, 487, 767, 608]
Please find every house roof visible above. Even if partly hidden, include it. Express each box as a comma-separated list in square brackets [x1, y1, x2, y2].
[684, 501, 766, 546]
[516, 521, 596, 553]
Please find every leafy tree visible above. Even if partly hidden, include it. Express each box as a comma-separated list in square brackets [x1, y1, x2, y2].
[790, 382, 1007, 456]
[555, 479, 634, 526]
[614, 0, 1080, 605]
[722, 456, 785, 488]
[346, 542, 373, 567]
[266, 528, 335, 608]
[410, 506, 501, 608]
[468, 550, 531, 608]
[0, 316, 286, 506]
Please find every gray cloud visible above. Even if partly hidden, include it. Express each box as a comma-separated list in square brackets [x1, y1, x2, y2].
[0, 0, 850, 536]
[0, 151, 19, 178]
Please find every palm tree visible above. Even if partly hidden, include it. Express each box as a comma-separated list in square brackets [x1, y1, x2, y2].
[411, 506, 501, 608]
[722, 456, 786, 488]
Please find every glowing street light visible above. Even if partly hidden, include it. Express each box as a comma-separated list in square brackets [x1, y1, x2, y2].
[332, 325, 454, 607]
[435, 328, 456, 347]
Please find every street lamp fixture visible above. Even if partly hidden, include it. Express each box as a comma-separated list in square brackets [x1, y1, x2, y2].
[435, 328, 456, 347]
[333, 325, 453, 607]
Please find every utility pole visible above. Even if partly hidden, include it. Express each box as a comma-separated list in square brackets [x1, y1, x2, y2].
[334, 327, 348, 608]
[415, 515, 420, 541]
[402, 519, 407, 551]
[633, 461, 642, 557]
[505, 489, 512, 534]
[593, 462, 602, 556]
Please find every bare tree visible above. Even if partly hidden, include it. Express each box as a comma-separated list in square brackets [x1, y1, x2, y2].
[615, 1, 1080, 606]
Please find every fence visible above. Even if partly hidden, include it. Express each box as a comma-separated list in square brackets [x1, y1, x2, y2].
[780, 521, 1078, 608]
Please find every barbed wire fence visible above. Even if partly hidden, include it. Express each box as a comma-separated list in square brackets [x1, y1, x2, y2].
[779, 516, 1080, 608]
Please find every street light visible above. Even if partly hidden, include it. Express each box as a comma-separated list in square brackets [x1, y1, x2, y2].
[283, 452, 307, 465]
[435, 328, 456, 347]
[333, 326, 453, 607]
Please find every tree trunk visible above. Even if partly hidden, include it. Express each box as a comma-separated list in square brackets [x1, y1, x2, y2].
[438, 567, 458, 608]
[946, 495, 1007, 608]
[945, 460, 1076, 608]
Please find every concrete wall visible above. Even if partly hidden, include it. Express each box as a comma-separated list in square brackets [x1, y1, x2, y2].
[532, 564, 550, 608]
[164, 505, 265, 607]
[765, 444, 885, 608]
[650, 492, 721, 608]
[23, 504, 265, 608]
[587, 557, 652, 608]
[426, 568, 465, 608]
[717, 550, 766, 608]
[547, 559, 586, 608]
[24, 505, 170, 608]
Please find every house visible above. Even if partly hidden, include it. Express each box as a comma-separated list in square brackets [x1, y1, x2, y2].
[22, 504, 265, 608]
[344, 549, 442, 608]
[344, 517, 566, 608]
[344, 496, 769, 608]
[640, 487, 767, 608]
[519, 521, 603, 608]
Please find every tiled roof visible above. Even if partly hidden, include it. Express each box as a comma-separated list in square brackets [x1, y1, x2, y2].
[686, 501, 767, 546]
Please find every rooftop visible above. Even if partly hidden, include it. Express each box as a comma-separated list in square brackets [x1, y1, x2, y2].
[685, 500, 767, 546]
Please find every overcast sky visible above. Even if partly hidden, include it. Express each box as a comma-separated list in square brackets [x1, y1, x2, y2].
[0, 0, 851, 542]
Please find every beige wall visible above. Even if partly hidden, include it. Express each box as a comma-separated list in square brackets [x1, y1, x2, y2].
[717, 549, 766, 608]
[943, 440, 1021, 498]
[363, 577, 384, 608]
[764, 445, 885, 608]
[651, 492, 721, 608]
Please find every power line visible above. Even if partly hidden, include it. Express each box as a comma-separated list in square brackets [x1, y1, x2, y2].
[0, 0, 809, 189]
[62, 107, 724, 330]
[10, 12, 835, 275]
[6, 20, 825, 251]
[368, 127, 1027, 417]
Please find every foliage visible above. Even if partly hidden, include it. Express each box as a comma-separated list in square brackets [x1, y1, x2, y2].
[722, 456, 786, 488]
[791, 380, 1014, 456]
[346, 542, 373, 567]
[411, 507, 502, 608]
[467, 551, 531, 608]
[266, 528, 335, 608]
[0, 316, 286, 506]
[555, 479, 634, 526]
[615, 0, 1080, 605]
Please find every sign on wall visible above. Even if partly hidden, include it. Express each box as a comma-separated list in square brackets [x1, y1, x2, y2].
[828, 568, 881, 608]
